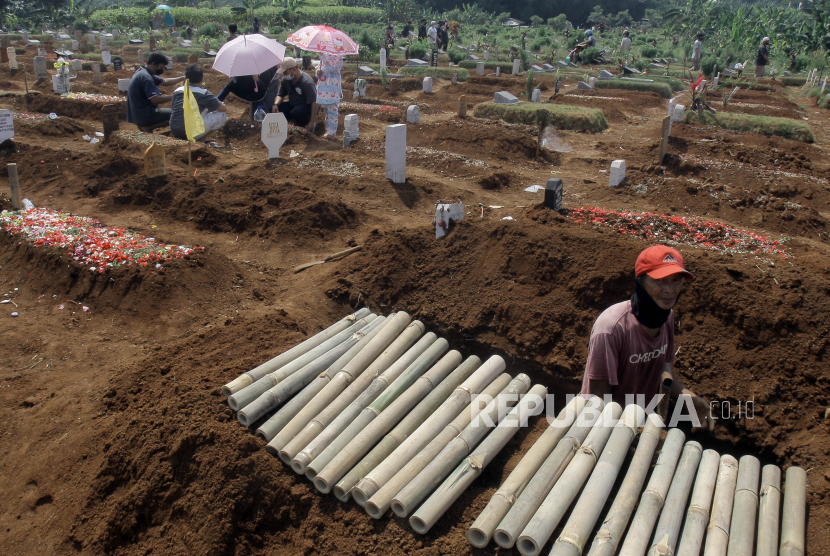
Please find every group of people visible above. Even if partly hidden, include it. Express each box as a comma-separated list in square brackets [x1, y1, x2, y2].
[127, 45, 344, 142]
[421, 19, 450, 52]
[692, 33, 771, 77]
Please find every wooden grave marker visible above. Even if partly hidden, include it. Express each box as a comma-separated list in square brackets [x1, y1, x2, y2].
[144, 143, 166, 178]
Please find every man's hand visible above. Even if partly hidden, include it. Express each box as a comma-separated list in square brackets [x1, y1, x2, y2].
[687, 390, 715, 432]
[305, 121, 315, 132]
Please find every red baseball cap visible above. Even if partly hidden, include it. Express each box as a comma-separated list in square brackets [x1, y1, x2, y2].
[635, 245, 694, 281]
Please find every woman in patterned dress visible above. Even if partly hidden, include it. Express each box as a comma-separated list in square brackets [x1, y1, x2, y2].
[316, 52, 343, 139]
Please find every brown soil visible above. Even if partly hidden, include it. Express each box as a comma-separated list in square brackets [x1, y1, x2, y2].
[1, 50, 830, 556]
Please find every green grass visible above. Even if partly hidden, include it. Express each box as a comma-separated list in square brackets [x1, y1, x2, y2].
[647, 76, 685, 92]
[818, 95, 829, 109]
[781, 77, 808, 87]
[473, 101, 608, 133]
[0, 34, 23, 41]
[400, 67, 470, 81]
[593, 79, 673, 98]
[458, 60, 515, 71]
[683, 111, 815, 143]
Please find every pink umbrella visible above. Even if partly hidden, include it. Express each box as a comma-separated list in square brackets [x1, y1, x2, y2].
[285, 25, 359, 55]
[212, 34, 287, 77]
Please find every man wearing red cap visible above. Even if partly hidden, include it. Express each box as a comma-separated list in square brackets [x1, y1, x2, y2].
[580, 245, 714, 431]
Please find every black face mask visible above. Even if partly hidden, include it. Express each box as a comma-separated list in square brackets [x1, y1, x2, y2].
[155, 66, 165, 75]
[630, 277, 673, 329]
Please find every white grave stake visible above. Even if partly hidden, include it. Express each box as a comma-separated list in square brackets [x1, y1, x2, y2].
[512, 58, 520, 74]
[435, 201, 464, 238]
[261, 112, 288, 159]
[423, 76, 433, 93]
[406, 105, 420, 124]
[7, 48, 16, 70]
[0, 109, 14, 143]
[385, 124, 406, 183]
[380, 47, 386, 70]
[609, 160, 626, 186]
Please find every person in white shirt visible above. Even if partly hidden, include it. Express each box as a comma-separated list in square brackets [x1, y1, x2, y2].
[427, 20, 438, 48]
[620, 30, 632, 58]
[692, 33, 703, 71]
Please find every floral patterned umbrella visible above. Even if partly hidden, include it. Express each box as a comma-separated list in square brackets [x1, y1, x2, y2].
[285, 25, 358, 55]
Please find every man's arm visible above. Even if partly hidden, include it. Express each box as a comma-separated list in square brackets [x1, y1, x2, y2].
[665, 363, 715, 431]
[306, 101, 318, 131]
[587, 379, 612, 398]
[162, 76, 186, 86]
[149, 94, 173, 105]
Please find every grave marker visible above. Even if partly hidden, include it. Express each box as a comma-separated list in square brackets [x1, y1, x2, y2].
[512, 58, 520, 74]
[188, 54, 198, 65]
[102, 104, 120, 140]
[577, 80, 593, 91]
[70, 59, 82, 72]
[166, 56, 173, 70]
[102, 51, 111, 66]
[343, 113, 359, 146]
[8, 163, 21, 210]
[588, 77, 596, 88]
[93, 64, 102, 84]
[435, 201, 464, 238]
[544, 178, 563, 211]
[113, 58, 122, 70]
[385, 124, 406, 183]
[821, 77, 828, 93]
[72, 39, 79, 50]
[531, 89, 541, 102]
[260, 112, 288, 159]
[0, 109, 14, 142]
[598, 69, 615, 80]
[37, 48, 47, 58]
[495, 67, 500, 77]
[118, 78, 131, 92]
[100, 36, 106, 51]
[144, 143, 166, 178]
[609, 160, 626, 186]
[380, 47, 386, 70]
[457, 96, 467, 118]
[423, 77, 433, 93]
[671, 103, 685, 123]
[483, 50, 490, 61]
[476, 61, 484, 76]
[34, 56, 48, 80]
[431, 49, 438, 67]
[494, 91, 518, 104]
[406, 105, 420, 124]
[8, 48, 17, 70]
[22, 30, 28, 41]
[0, 48, 7, 64]
[88, 33, 94, 43]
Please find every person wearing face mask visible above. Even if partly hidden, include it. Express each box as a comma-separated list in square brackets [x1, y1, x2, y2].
[580, 245, 714, 431]
[126, 52, 186, 132]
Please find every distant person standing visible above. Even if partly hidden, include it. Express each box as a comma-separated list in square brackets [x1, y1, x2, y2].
[755, 37, 771, 77]
[316, 52, 343, 139]
[152, 12, 162, 31]
[401, 20, 412, 38]
[427, 21, 438, 49]
[418, 19, 427, 41]
[439, 21, 449, 51]
[227, 23, 239, 43]
[620, 30, 632, 57]
[585, 29, 596, 48]
[253, 17, 260, 34]
[692, 33, 703, 71]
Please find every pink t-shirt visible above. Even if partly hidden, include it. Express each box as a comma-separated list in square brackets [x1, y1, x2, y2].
[580, 300, 676, 406]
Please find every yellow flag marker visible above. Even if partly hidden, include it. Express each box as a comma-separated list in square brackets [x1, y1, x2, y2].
[183, 78, 205, 170]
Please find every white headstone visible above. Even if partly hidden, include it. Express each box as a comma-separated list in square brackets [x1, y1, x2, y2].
[531, 89, 541, 102]
[34, 56, 48, 79]
[609, 160, 626, 187]
[435, 201, 464, 238]
[343, 114, 359, 133]
[118, 78, 131, 92]
[423, 76, 433, 93]
[476, 61, 484, 76]
[100, 36, 106, 50]
[261, 112, 288, 159]
[102, 51, 112, 66]
[712, 76, 719, 89]
[671, 104, 686, 123]
[7, 48, 17, 70]
[494, 91, 519, 104]
[385, 124, 406, 183]
[589, 77, 596, 88]
[37, 48, 46, 58]
[22, 30, 28, 41]
[577, 81, 593, 91]
[380, 47, 386, 70]
[93, 64, 101, 84]
[166, 56, 173, 70]
[178, 37, 185, 47]
[496, 67, 500, 77]
[72, 40, 79, 50]
[112, 29, 120, 39]
[52, 74, 68, 93]
[822, 77, 828, 93]
[406, 105, 420, 124]
[668, 97, 677, 117]
[484, 50, 490, 61]
[0, 109, 14, 142]
[71, 59, 83, 71]
[512, 59, 520, 74]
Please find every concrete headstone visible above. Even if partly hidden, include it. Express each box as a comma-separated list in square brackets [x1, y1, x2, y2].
[577, 81, 593, 91]
[379, 47, 386, 70]
[531, 89, 541, 102]
[457, 96, 467, 118]
[385, 124, 406, 184]
[623, 65, 642, 75]
[100, 36, 106, 51]
[406, 59, 428, 67]
[7, 48, 16, 70]
[144, 143, 166, 178]
[261, 112, 288, 159]
[599, 70, 615, 80]
[589, 77, 596, 88]
[495, 67, 500, 77]
[358, 65, 376, 76]
[512, 59, 520, 75]
[435, 201, 464, 238]
[406, 105, 420, 124]
[422, 77, 433, 93]
[671, 104, 686, 123]
[476, 61, 484, 76]
[34, 56, 48, 80]
[118, 78, 131, 92]
[70, 59, 83, 71]
[93, 64, 102, 84]
[37, 48, 46, 58]
[483, 50, 490, 61]
[542, 63, 555, 72]
[494, 91, 519, 104]
[530, 64, 544, 73]
[609, 160, 626, 187]
[102, 51, 112, 66]
[466, 54, 479, 61]
[0, 109, 14, 142]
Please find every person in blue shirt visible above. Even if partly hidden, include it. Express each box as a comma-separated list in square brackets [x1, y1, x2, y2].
[126, 52, 186, 132]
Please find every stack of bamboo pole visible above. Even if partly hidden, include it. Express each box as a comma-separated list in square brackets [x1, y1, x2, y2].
[222, 310, 809, 556]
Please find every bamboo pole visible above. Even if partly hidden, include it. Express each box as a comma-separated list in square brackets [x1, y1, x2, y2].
[255, 315, 388, 441]
[587, 413, 665, 556]
[617, 427, 686, 556]
[516, 402, 624, 556]
[221, 308, 370, 397]
[237, 327, 366, 427]
[494, 396, 606, 549]
[703, 454, 740, 556]
[548, 404, 647, 556]
[296, 337, 448, 477]
[779, 466, 806, 556]
[354, 354, 507, 507]
[8, 163, 21, 211]
[410, 383, 549, 535]
[675, 449, 720, 556]
[646, 441, 704, 556]
[227, 313, 377, 409]
[364, 373, 513, 520]
[467, 395, 588, 548]
[756, 465, 781, 556]
[726, 455, 760, 556]
[390, 375, 533, 518]
[333, 355, 482, 501]
[272, 323, 430, 459]
[311, 350, 463, 493]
